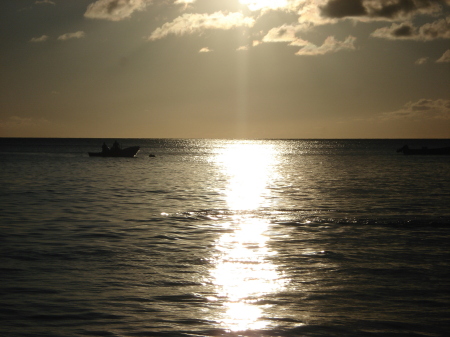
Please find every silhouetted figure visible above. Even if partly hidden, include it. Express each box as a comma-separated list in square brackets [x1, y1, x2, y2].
[397, 145, 409, 153]
[102, 142, 109, 153]
[112, 140, 120, 152]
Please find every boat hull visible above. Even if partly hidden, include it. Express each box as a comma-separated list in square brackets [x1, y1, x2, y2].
[89, 146, 140, 158]
[397, 146, 450, 155]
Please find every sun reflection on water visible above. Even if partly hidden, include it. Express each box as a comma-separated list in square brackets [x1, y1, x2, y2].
[216, 142, 277, 211]
[210, 142, 285, 331]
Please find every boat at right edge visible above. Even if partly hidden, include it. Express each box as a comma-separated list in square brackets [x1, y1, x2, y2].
[397, 145, 450, 155]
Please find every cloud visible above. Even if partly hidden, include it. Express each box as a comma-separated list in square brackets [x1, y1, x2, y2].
[295, 35, 356, 55]
[320, 0, 367, 18]
[199, 47, 212, 53]
[57, 31, 85, 41]
[366, 0, 445, 19]
[261, 24, 311, 48]
[420, 16, 450, 39]
[436, 49, 450, 62]
[383, 99, 450, 120]
[35, 0, 55, 5]
[294, 0, 449, 27]
[0, 116, 51, 129]
[415, 56, 429, 64]
[319, 0, 446, 20]
[0, 116, 34, 128]
[262, 24, 307, 43]
[174, 0, 196, 11]
[148, 12, 255, 41]
[84, 0, 148, 21]
[261, 24, 356, 55]
[30, 35, 49, 43]
[371, 16, 450, 40]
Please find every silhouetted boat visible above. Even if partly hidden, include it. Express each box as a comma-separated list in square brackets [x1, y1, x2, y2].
[89, 144, 140, 157]
[397, 145, 450, 155]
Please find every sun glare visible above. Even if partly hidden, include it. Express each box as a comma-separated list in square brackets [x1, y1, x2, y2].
[215, 142, 278, 211]
[239, 0, 288, 11]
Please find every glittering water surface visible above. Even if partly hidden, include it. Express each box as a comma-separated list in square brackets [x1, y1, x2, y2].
[1, 138, 449, 336]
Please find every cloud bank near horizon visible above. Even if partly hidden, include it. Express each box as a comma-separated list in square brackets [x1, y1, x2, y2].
[383, 99, 450, 120]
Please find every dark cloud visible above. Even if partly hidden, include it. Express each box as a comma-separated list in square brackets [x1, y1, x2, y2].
[320, 0, 367, 18]
[320, 0, 446, 20]
[392, 23, 414, 37]
[371, 16, 450, 40]
[106, 0, 121, 14]
[371, 0, 419, 18]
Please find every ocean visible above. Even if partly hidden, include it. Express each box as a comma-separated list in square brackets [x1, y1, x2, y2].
[1, 138, 449, 337]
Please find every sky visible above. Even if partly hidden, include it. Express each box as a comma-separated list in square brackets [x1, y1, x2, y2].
[0, 0, 449, 138]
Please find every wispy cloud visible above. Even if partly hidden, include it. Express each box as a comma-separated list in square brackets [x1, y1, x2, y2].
[383, 99, 450, 120]
[371, 16, 450, 40]
[199, 47, 212, 53]
[174, 0, 197, 12]
[0, 116, 51, 129]
[30, 35, 49, 43]
[148, 12, 255, 41]
[415, 57, 429, 65]
[295, 35, 356, 56]
[436, 49, 450, 62]
[84, 0, 149, 21]
[35, 0, 55, 5]
[0, 116, 33, 128]
[262, 24, 308, 44]
[261, 25, 356, 56]
[242, 22, 356, 56]
[58, 31, 85, 41]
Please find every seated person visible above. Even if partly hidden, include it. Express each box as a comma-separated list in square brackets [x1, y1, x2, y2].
[102, 142, 109, 153]
[112, 140, 120, 152]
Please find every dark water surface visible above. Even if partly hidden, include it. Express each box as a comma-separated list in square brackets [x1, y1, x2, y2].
[1, 138, 449, 336]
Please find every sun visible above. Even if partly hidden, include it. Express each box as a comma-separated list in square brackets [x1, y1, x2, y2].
[239, 0, 288, 11]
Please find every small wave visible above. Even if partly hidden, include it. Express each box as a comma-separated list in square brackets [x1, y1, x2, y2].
[153, 293, 209, 303]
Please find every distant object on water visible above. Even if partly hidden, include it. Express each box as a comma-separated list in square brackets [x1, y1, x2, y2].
[149, 154, 156, 157]
[89, 141, 140, 158]
[397, 145, 450, 155]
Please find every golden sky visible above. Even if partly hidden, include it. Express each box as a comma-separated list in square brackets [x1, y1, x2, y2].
[1, 0, 449, 138]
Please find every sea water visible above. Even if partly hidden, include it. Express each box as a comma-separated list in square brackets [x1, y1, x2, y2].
[1, 138, 449, 337]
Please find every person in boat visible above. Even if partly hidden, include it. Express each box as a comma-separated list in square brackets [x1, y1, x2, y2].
[102, 142, 110, 153]
[397, 145, 409, 153]
[112, 140, 120, 153]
